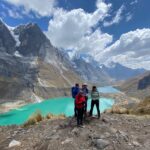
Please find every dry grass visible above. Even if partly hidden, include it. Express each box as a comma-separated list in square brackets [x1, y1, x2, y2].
[46, 113, 66, 120]
[23, 111, 43, 127]
[23, 111, 66, 127]
[104, 96, 150, 115]
[130, 96, 150, 115]
[104, 105, 129, 114]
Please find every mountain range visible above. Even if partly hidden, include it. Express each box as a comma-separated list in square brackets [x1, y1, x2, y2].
[0, 20, 147, 103]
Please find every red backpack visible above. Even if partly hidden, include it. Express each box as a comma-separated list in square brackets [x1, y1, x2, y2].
[75, 94, 85, 109]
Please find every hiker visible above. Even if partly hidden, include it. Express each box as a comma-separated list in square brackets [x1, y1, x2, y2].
[81, 83, 89, 116]
[75, 91, 85, 127]
[71, 83, 80, 117]
[89, 86, 100, 119]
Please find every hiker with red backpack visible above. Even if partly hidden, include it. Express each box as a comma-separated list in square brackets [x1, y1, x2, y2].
[75, 91, 85, 127]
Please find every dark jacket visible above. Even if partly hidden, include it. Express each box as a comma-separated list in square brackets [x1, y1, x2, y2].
[71, 86, 80, 98]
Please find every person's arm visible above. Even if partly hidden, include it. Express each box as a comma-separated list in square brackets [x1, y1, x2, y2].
[91, 92, 93, 99]
[71, 87, 74, 98]
[98, 91, 100, 99]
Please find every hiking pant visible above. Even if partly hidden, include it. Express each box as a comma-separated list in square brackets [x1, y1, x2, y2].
[74, 100, 77, 117]
[90, 100, 100, 118]
[84, 96, 88, 114]
[77, 108, 84, 125]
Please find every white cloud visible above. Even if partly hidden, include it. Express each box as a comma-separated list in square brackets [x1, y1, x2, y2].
[103, 5, 125, 27]
[130, 0, 138, 5]
[97, 28, 150, 69]
[126, 13, 133, 22]
[8, 9, 23, 19]
[46, 0, 112, 55]
[3, 0, 57, 16]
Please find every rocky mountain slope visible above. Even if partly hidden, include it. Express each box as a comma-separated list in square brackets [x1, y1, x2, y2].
[72, 54, 112, 85]
[0, 20, 82, 103]
[118, 71, 150, 99]
[0, 114, 150, 150]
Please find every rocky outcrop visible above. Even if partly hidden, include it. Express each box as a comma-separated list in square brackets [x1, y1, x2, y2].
[138, 74, 150, 89]
[0, 20, 16, 54]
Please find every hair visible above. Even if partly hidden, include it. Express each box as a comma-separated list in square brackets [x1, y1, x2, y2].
[75, 83, 79, 87]
[92, 86, 97, 91]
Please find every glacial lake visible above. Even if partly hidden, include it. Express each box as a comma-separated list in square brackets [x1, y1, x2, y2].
[0, 86, 119, 126]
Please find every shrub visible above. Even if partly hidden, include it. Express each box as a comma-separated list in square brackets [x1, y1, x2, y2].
[23, 111, 43, 127]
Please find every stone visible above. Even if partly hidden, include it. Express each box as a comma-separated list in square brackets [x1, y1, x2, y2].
[61, 138, 73, 145]
[9, 140, 21, 148]
[51, 134, 60, 140]
[71, 128, 79, 135]
[93, 139, 110, 149]
[132, 141, 141, 147]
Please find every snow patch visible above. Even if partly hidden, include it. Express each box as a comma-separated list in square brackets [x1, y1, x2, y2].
[31, 93, 42, 103]
[105, 61, 116, 68]
[30, 57, 39, 67]
[14, 51, 22, 57]
[9, 29, 21, 47]
[37, 78, 56, 87]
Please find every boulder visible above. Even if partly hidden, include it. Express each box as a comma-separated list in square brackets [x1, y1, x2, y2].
[93, 139, 110, 149]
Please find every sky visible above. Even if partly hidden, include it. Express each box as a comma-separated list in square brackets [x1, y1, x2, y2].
[0, 0, 150, 69]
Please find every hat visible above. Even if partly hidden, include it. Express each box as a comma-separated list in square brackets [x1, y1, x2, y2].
[83, 83, 87, 85]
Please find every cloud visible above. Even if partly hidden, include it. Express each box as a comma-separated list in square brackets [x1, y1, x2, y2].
[7, 9, 23, 19]
[103, 5, 125, 27]
[130, 0, 138, 5]
[46, 0, 112, 55]
[3, 0, 57, 16]
[126, 13, 133, 22]
[97, 28, 150, 69]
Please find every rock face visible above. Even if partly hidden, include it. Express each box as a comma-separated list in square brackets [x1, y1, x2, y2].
[15, 23, 47, 57]
[138, 74, 150, 90]
[0, 20, 16, 54]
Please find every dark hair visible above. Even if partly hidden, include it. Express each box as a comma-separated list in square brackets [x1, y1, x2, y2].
[92, 86, 97, 91]
[75, 83, 79, 87]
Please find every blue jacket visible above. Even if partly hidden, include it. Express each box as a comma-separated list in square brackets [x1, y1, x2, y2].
[71, 86, 80, 98]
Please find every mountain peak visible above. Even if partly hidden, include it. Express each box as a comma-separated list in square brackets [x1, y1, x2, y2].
[15, 22, 48, 57]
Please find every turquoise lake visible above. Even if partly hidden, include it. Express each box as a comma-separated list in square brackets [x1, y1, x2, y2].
[98, 86, 120, 93]
[0, 86, 119, 126]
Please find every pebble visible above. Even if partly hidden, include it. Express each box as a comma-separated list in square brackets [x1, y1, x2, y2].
[132, 141, 141, 147]
[61, 138, 73, 145]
